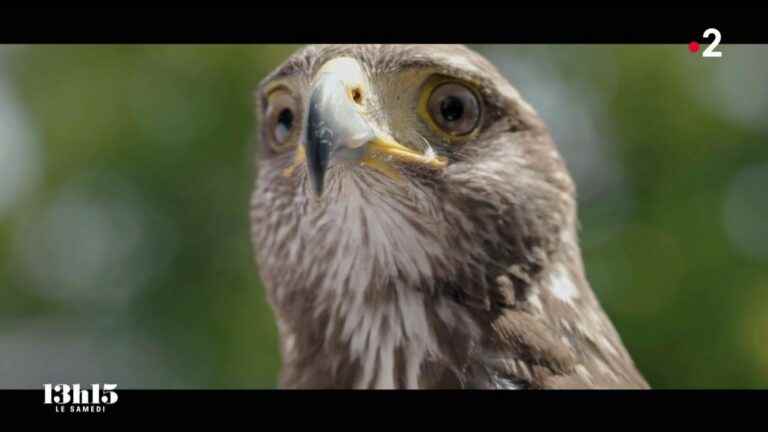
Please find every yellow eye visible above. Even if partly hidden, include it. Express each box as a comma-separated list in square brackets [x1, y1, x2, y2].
[265, 89, 299, 151]
[423, 81, 481, 137]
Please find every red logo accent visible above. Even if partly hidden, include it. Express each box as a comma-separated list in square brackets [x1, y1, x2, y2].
[688, 41, 700, 53]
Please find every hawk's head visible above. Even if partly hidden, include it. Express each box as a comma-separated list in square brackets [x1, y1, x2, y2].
[252, 43, 573, 292]
[249, 45, 640, 389]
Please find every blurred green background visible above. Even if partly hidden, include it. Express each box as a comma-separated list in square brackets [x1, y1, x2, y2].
[1, 44, 767, 388]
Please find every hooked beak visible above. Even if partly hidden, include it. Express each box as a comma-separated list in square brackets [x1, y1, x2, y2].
[301, 58, 446, 197]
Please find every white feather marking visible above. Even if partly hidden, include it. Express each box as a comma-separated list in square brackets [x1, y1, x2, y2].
[560, 335, 573, 350]
[595, 358, 619, 382]
[549, 264, 579, 304]
[528, 293, 544, 314]
[599, 334, 620, 357]
[575, 364, 593, 385]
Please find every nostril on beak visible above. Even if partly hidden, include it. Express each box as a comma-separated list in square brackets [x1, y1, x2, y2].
[350, 87, 363, 105]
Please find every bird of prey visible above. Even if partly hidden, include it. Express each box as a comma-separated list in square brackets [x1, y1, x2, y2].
[250, 44, 648, 389]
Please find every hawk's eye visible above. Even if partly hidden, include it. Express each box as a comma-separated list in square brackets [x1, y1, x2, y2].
[427, 82, 480, 136]
[265, 90, 299, 151]
[275, 108, 293, 142]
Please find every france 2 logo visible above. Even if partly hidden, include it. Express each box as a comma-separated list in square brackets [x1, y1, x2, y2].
[43, 384, 118, 413]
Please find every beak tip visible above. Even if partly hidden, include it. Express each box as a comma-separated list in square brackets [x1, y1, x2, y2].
[311, 177, 324, 198]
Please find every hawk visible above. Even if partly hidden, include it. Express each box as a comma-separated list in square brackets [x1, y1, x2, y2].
[250, 44, 648, 389]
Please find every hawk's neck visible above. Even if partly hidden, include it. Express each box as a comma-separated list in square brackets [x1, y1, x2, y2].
[274, 226, 647, 389]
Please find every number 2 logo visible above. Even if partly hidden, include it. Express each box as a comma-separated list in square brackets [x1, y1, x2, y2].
[702, 28, 723, 58]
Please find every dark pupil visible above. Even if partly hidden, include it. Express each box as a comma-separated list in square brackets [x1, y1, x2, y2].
[277, 108, 294, 130]
[440, 96, 464, 122]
